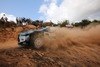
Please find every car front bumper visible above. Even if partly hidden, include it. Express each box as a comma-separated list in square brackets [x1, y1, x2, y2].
[18, 41, 29, 47]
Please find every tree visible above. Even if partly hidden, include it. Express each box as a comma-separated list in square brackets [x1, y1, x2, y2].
[60, 20, 69, 27]
[78, 19, 91, 28]
[92, 19, 100, 24]
[74, 19, 91, 27]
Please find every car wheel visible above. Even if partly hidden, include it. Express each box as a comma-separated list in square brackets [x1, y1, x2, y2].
[34, 37, 43, 49]
[29, 32, 44, 49]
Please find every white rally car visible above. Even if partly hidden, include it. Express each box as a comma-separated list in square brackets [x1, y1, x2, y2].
[18, 27, 50, 49]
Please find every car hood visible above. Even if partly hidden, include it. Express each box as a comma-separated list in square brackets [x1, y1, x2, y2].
[19, 26, 50, 36]
[20, 30, 35, 36]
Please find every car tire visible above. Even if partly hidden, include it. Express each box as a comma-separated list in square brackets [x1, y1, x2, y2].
[29, 31, 44, 49]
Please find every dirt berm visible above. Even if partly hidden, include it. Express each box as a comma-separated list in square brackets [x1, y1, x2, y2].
[0, 25, 36, 43]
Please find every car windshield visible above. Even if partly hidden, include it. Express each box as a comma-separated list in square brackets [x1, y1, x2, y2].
[27, 30, 34, 34]
[20, 32, 28, 36]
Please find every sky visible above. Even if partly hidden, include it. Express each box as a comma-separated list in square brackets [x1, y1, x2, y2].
[0, 0, 100, 23]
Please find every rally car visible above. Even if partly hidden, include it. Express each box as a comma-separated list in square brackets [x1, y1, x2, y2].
[18, 27, 50, 49]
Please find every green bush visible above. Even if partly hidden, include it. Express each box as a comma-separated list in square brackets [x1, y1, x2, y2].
[60, 20, 69, 27]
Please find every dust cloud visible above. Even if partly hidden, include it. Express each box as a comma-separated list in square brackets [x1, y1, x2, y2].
[42, 26, 100, 50]
[41, 26, 100, 66]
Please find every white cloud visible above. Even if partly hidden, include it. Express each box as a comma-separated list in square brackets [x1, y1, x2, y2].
[39, 4, 48, 15]
[0, 13, 16, 22]
[39, 0, 100, 23]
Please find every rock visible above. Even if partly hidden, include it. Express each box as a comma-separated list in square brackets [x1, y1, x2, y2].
[27, 63, 31, 66]
[22, 54, 27, 58]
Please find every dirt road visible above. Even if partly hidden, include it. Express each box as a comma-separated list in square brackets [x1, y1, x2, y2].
[0, 41, 100, 67]
[0, 40, 18, 49]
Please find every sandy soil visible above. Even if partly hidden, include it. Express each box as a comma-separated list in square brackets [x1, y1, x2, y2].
[0, 40, 18, 49]
[0, 42, 100, 67]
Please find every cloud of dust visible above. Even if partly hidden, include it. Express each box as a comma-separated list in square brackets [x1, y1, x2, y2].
[42, 26, 100, 50]
[38, 26, 100, 66]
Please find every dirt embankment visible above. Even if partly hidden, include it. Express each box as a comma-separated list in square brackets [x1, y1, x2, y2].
[0, 25, 100, 67]
[0, 25, 36, 49]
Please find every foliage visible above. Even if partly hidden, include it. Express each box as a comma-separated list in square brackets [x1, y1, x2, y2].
[1, 15, 100, 28]
[60, 20, 69, 27]
[74, 19, 100, 28]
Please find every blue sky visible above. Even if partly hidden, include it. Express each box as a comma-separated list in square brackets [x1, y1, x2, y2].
[0, 0, 100, 23]
[0, 0, 43, 20]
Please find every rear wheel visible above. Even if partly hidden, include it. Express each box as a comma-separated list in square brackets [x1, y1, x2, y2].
[29, 32, 44, 49]
[34, 37, 43, 49]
